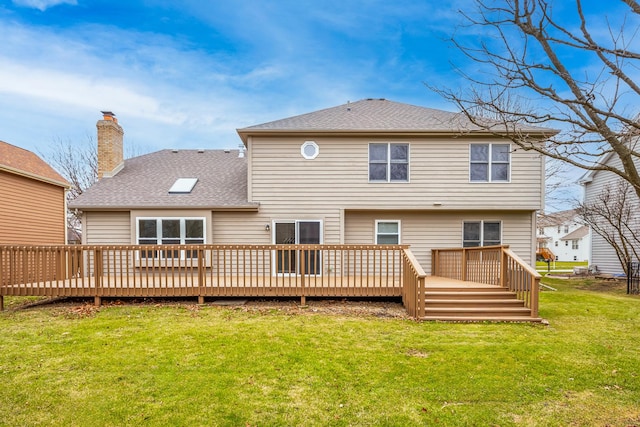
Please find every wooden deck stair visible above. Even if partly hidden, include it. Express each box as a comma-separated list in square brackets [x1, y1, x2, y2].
[421, 285, 542, 322]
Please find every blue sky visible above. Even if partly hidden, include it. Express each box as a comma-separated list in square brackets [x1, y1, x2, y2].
[0, 0, 635, 211]
[1, 0, 470, 154]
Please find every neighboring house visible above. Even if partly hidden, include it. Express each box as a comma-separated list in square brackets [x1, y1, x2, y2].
[71, 100, 555, 273]
[580, 151, 640, 275]
[536, 209, 590, 262]
[0, 141, 69, 244]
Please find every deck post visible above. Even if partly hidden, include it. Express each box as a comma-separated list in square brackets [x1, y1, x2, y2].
[56, 247, 67, 281]
[300, 247, 306, 306]
[197, 248, 205, 305]
[461, 248, 467, 282]
[418, 276, 425, 318]
[531, 276, 540, 318]
[0, 295, 4, 311]
[94, 248, 103, 308]
[500, 247, 508, 288]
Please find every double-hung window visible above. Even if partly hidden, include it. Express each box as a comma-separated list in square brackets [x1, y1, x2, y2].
[369, 143, 409, 182]
[469, 144, 510, 182]
[463, 221, 501, 247]
[137, 218, 205, 259]
[375, 220, 400, 244]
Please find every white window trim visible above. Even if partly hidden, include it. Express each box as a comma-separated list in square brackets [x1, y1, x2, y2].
[301, 141, 319, 160]
[368, 142, 410, 183]
[462, 220, 502, 247]
[469, 143, 512, 183]
[375, 220, 401, 244]
[136, 217, 206, 261]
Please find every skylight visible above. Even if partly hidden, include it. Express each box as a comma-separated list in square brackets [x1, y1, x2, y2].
[169, 178, 198, 194]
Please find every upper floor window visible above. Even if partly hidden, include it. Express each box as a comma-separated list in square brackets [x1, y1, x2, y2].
[375, 220, 400, 244]
[469, 144, 510, 182]
[463, 221, 501, 247]
[564, 225, 569, 233]
[369, 143, 409, 182]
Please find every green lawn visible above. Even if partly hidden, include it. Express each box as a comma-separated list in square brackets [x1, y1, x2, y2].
[1, 281, 639, 426]
[535, 260, 588, 272]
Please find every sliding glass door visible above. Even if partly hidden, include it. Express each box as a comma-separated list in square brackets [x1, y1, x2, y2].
[274, 220, 321, 275]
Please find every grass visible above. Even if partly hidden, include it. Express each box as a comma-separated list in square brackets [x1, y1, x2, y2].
[535, 260, 588, 271]
[1, 282, 639, 426]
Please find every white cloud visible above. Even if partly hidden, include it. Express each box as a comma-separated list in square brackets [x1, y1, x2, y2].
[12, 0, 77, 12]
[0, 59, 187, 124]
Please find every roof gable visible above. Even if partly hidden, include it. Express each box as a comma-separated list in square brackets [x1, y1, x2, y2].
[0, 141, 69, 187]
[237, 98, 556, 142]
[537, 209, 578, 227]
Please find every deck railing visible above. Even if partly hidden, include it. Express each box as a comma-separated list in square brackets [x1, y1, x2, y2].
[431, 245, 540, 317]
[0, 244, 408, 307]
[401, 248, 426, 318]
[1, 244, 540, 319]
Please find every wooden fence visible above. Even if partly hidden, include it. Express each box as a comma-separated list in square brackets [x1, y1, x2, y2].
[431, 245, 540, 317]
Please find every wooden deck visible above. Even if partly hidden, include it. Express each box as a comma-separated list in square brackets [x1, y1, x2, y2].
[0, 275, 489, 294]
[0, 244, 541, 321]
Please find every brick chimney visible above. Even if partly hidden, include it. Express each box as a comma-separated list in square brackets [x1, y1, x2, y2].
[97, 111, 124, 178]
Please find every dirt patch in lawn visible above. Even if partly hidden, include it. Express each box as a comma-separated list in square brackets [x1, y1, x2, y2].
[7, 296, 410, 319]
[574, 279, 627, 293]
[242, 298, 410, 319]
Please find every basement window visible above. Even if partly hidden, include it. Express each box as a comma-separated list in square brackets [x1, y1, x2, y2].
[169, 178, 198, 193]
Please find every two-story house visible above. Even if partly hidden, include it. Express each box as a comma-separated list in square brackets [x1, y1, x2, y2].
[0, 141, 69, 244]
[71, 99, 555, 274]
[536, 210, 590, 262]
[580, 150, 640, 275]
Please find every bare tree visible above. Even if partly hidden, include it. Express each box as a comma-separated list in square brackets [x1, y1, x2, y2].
[431, 0, 640, 199]
[42, 137, 143, 229]
[44, 137, 98, 201]
[41, 137, 98, 230]
[545, 158, 578, 211]
[577, 179, 640, 275]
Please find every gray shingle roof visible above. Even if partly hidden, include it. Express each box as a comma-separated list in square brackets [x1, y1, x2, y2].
[560, 225, 590, 241]
[70, 149, 256, 210]
[237, 98, 556, 142]
[537, 209, 578, 227]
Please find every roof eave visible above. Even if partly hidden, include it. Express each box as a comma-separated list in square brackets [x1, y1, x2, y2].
[236, 127, 557, 143]
[0, 165, 70, 188]
[70, 203, 260, 212]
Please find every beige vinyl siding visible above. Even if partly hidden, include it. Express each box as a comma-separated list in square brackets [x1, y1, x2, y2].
[345, 210, 534, 274]
[583, 155, 639, 274]
[213, 210, 340, 244]
[84, 211, 131, 244]
[248, 136, 543, 211]
[213, 211, 271, 244]
[0, 170, 66, 244]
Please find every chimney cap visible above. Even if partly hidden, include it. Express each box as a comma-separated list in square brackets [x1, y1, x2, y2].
[101, 111, 116, 120]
